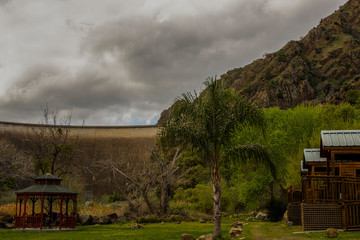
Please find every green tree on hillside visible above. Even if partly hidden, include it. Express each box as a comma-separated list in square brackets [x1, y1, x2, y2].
[159, 78, 276, 237]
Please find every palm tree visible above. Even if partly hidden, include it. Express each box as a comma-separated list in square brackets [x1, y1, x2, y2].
[159, 77, 276, 237]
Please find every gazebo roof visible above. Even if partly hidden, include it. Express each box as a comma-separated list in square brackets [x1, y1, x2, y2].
[16, 184, 77, 194]
[16, 173, 77, 194]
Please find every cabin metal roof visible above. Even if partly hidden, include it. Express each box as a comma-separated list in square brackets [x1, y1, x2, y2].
[304, 149, 327, 162]
[321, 130, 360, 147]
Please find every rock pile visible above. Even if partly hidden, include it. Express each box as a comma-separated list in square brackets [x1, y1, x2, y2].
[229, 221, 247, 239]
[0, 214, 14, 229]
[77, 212, 119, 226]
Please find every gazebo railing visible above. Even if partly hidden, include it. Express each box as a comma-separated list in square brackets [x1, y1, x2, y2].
[59, 215, 77, 228]
[15, 215, 42, 228]
[15, 214, 76, 229]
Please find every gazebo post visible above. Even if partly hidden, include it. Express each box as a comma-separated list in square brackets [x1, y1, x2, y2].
[32, 198, 35, 216]
[23, 196, 27, 230]
[48, 197, 53, 228]
[40, 195, 44, 230]
[65, 199, 69, 216]
[15, 197, 19, 228]
[18, 198, 22, 219]
[59, 196, 63, 230]
[72, 196, 77, 228]
[15, 196, 18, 218]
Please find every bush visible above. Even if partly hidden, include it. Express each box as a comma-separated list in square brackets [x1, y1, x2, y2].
[172, 184, 213, 214]
[107, 193, 125, 203]
[265, 198, 287, 222]
[168, 215, 182, 222]
[346, 90, 360, 105]
[138, 215, 165, 224]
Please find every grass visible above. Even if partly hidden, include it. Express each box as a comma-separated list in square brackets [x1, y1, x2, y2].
[2, 220, 360, 239]
[0, 222, 233, 240]
[244, 221, 360, 240]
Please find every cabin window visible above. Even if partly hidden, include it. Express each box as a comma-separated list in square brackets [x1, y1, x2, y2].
[356, 169, 360, 178]
[335, 167, 339, 176]
[335, 154, 360, 162]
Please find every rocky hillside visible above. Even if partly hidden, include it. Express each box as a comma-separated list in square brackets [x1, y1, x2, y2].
[221, 0, 360, 108]
[159, 0, 360, 123]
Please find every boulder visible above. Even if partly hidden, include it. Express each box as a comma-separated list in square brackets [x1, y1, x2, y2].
[99, 215, 111, 224]
[286, 221, 293, 227]
[325, 228, 339, 238]
[161, 222, 165, 225]
[1, 214, 14, 223]
[108, 213, 118, 223]
[198, 233, 214, 240]
[283, 210, 288, 222]
[78, 214, 93, 225]
[4, 223, 14, 229]
[122, 212, 135, 220]
[130, 223, 144, 229]
[92, 216, 99, 224]
[181, 234, 195, 240]
[0, 222, 6, 228]
[231, 221, 247, 228]
[229, 227, 243, 238]
[255, 212, 268, 221]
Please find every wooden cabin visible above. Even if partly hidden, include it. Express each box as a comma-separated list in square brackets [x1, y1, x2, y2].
[287, 130, 360, 231]
[321, 130, 360, 177]
[302, 149, 328, 176]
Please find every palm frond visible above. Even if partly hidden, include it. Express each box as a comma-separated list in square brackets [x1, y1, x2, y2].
[226, 143, 277, 178]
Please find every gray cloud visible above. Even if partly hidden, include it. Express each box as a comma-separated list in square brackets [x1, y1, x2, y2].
[0, 0, 347, 125]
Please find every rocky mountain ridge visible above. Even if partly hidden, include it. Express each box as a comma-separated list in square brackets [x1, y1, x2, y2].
[221, 0, 360, 108]
[159, 0, 360, 123]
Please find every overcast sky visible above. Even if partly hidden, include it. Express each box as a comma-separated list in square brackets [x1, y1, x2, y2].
[0, 0, 347, 126]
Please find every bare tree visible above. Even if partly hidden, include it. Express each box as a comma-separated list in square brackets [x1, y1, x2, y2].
[0, 138, 35, 201]
[149, 147, 182, 213]
[111, 164, 157, 213]
[25, 105, 79, 176]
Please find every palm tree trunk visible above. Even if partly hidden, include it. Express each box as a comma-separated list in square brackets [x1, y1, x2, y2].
[212, 165, 222, 238]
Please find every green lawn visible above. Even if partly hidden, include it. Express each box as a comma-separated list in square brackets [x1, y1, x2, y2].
[2, 221, 360, 240]
[244, 221, 360, 240]
[0, 222, 232, 240]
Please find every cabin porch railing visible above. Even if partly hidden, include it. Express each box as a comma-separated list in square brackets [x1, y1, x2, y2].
[302, 176, 360, 203]
[287, 186, 302, 204]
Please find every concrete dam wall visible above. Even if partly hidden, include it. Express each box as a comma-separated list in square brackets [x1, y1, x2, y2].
[0, 121, 158, 196]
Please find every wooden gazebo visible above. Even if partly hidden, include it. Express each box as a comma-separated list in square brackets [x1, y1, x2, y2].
[15, 173, 78, 230]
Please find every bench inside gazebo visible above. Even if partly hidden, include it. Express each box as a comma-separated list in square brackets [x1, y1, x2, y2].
[14, 173, 78, 230]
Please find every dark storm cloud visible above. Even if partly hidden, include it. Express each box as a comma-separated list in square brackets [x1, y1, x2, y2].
[0, 0, 347, 125]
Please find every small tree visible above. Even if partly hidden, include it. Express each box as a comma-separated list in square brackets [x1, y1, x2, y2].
[159, 77, 276, 237]
[25, 105, 78, 176]
[149, 147, 183, 213]
[0, 138, 35, 202]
